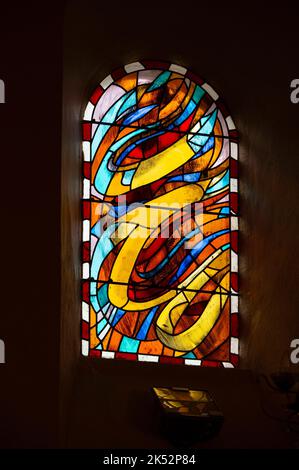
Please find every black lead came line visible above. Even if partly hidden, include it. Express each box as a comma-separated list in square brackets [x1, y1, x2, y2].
[83, 119, 238, 141]
[82, 278, 238, 297]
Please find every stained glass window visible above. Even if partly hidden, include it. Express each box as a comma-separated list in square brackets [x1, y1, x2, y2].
[81, 61, 239, 367]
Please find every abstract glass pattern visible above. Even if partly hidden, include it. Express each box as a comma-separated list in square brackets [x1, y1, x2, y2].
[81, 61, 239, 367]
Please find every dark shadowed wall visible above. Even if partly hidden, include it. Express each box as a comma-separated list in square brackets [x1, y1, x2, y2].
[61, 0, 299, 445]
[0, 0, 299, 449]
[0, 4, 63, 447]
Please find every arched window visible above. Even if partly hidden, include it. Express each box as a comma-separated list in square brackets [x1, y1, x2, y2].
[81, 61, 239, 367]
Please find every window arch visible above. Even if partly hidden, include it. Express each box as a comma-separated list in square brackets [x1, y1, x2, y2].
[81, 61, 239, 367]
